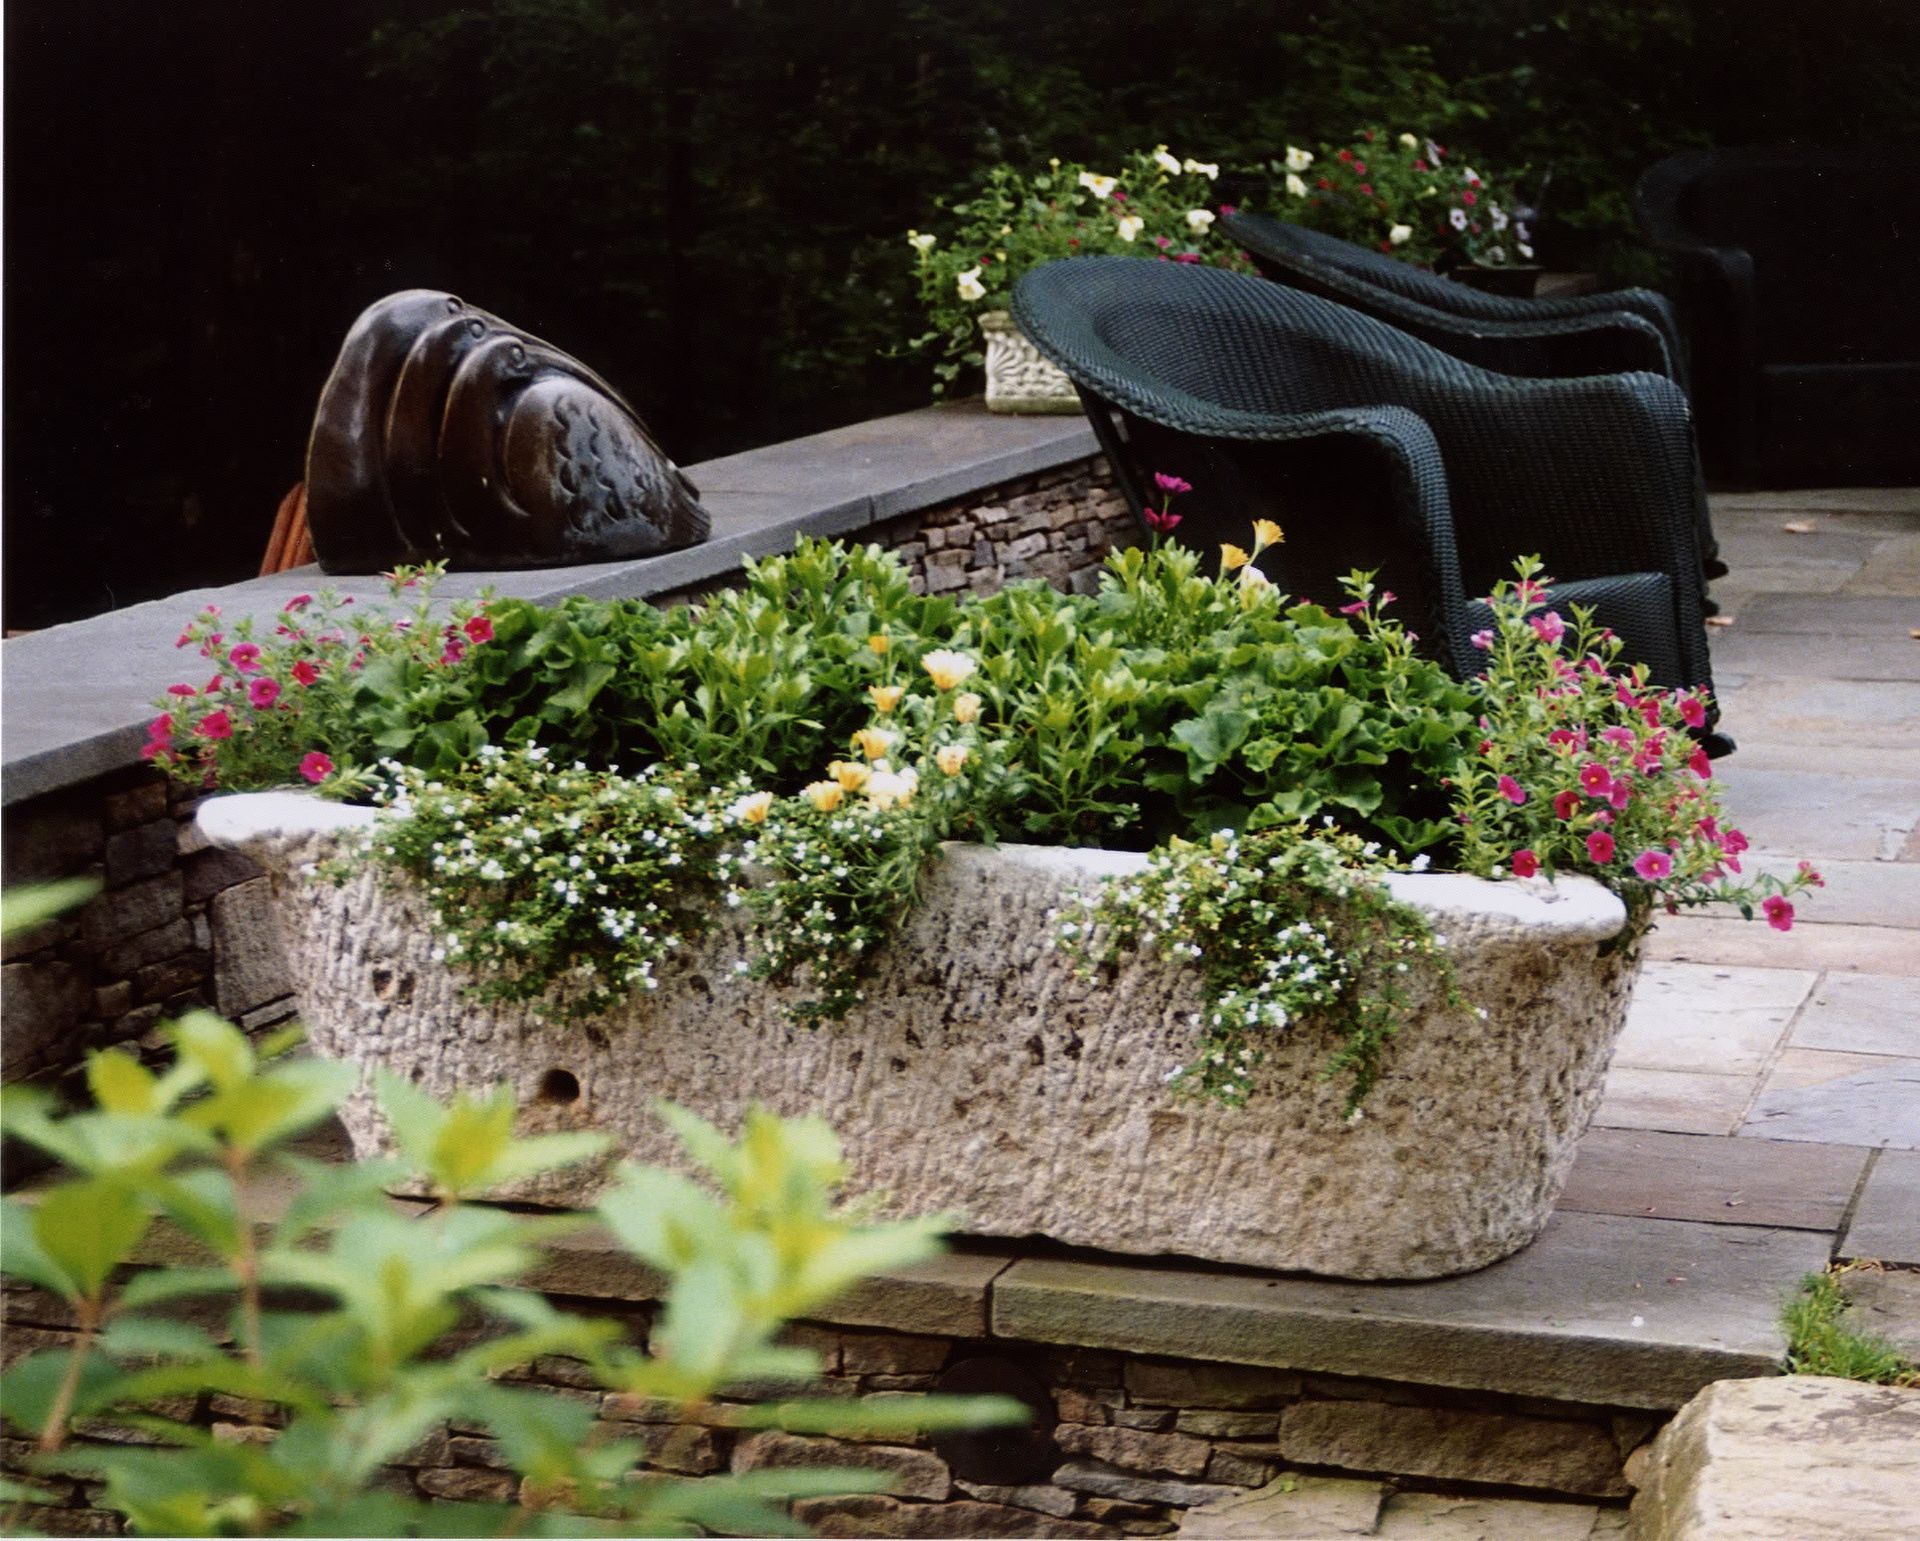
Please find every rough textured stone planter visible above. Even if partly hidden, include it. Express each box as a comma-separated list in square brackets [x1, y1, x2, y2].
[201, 792, 1640, 1280]
[980, 310, 1082, 415]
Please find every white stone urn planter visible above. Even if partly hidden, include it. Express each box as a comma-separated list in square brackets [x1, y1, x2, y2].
[980, 310, 1082, 414]
[201, 791, 1641, 1281]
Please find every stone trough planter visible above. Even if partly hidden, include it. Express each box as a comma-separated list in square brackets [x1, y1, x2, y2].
[201, 792, 1641, 1281]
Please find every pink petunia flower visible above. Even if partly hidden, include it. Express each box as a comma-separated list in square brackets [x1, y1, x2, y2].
[463, 614, 495, 645]
[147, 714, 173, 742]
[1152, 472, 1193, 496]
[1144, 508, 1183, 534]
[1529, 610, 1565, 645]
[1762, 895, 1794, 932]
[1633, 849, 1673, 880]
[199, 710, 233, 741]
[248, 677, 280, 710]
[166, 683, 196, 697]
[1721, 829, 1750, 856]
[1689, 748, 1713, 780]
[299, 751, 334, 785]
[1511, 849, 1540, 878]
[1497, 775, 1528, 805]
[1552, 788, 1581, 820]
[228, 642, 262, 674]
[1547, 727, 1586, 753]
[1586, 830, 1616, 863]
[440, 636, 468, 666]
[1470, 629, 1494, 650]
[291, 660, 320, 687]
[1677, 694, 1707, 729]
[1600, 725, 1635, 748]
[1578, 762, 1614, 798]
[283, 594, 313, 613]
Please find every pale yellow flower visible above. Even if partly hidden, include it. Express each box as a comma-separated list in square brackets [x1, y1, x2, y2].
[865, 767, 918, 811]
[920, 649, 977, 691]
[1117, 214, 1145, 242]
[804, 781, 845, 813]
[852, 726, 900, 761]
[868, 633, 891, 656]
[956, 266, 986, 302]
[936, 743, 971, 776]
[731, 791, 775, 825]
[1185, 208, 1216, 233]
[1251, 518, 1285, 548]
[1219, 542, 1251, 572]
[1078, 171, 1118, 199]
[869, 684, 905, 714]
[1285, 172, 1309, 199]
[1284, 146, 1314, 172]
[1152, 145, 1182, 175]
[907, 230, 937, 254]
[1183, 158, 1219, 179]
[952, 691, 983, 725]
[829, 759, 871, 792]
[1399, 132, 1419, 150]
[1388, 224, 1413, 246]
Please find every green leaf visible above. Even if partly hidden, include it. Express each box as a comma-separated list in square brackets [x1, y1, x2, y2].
[32, 1179, 151, 1297]
[598, 1167, 727, 1272]
[85, 1049, 161, 1116]
[2, 1198, 79, 1298]
[116, 1266, 240, 1309]
[169, 1011, 254, 1092]
[0, 1348, 125, 1438]
[96, 1315, 221, 1360]
[149, 1167, 241, 1257]
[1, 878, 100, 940]
[736, 1393, 1029, 1436]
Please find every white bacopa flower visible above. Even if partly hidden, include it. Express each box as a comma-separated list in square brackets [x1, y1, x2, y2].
[1078, 171, 1118, 199]
[907, 230, 936, 254]
[1491, 206, 1509, 231]
[1285, 172, 1309, 199]
[1183, 158, 1219, 180]
[1388, 223, 1413, 246]
[956, 266, 986, 302]
[1449, 208, 1469, 231]
[1116, 214, 1144, 242]
[1285, 146, 1314, 172]
[1185, 208, 1216, 233]
[1152, 144, 1182, 175]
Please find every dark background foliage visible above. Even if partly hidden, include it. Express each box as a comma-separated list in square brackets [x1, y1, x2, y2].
[6, 0, 1917, 629]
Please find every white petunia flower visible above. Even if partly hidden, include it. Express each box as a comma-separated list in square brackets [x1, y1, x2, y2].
[1285, 146, 1314, 172]
[1183, 158, 1219, 180]
[1078, 171, 1118, 199]
[1185, 208, 1216, 233]
[1449, 208, 1469, 230]
[1117, 214, 1144, 242]
[1153, 144, 1182, 175]
[1517, 242, 1535, 259]
[1388, 223, 1413, 246]
[1399, 132, 1418, 149]
[1285, 172, 1308, 199]
[907, 230, 937, 254]
[956, 266, 986, 302]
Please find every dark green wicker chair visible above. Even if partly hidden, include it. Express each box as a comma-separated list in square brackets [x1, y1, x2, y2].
[1012, 256, 1728, 750]
[1221, 212, 1685, 383]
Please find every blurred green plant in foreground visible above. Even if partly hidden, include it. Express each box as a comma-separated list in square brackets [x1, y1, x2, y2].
[0, 1007, 1021, 1535]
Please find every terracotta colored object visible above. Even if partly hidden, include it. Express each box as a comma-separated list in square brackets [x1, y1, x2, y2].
[259, 483, 316, 576]
[305, 290, 710, 572]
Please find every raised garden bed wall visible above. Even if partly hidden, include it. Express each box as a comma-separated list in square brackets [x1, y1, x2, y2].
[0, 405, 1127, 1099]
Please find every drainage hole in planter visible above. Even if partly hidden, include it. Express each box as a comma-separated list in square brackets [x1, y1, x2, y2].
[538, 1068, 582, 1105]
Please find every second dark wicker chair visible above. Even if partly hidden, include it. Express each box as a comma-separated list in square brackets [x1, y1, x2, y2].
[1012, 256, 1727, 748]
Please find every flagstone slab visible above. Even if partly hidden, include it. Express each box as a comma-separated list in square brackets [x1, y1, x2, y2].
[1611, 963, 1814, 1076]
[1596, 1069, 1755, 1137]
[1787, 974, 1920, 1058]
[1842, 1151, 1920, 1266]
[1703, 765, 1919, 861]
[1742, 857, 1920, 930]
[1707, 630, 1920, 682]
[1741, 1054, 1920, 1148]
[1845, 533, 1920, 597]
[1732, 594, 1920, 636]
[1710, 488, 1920, 518]
[1644, 918, 1920, 976]
[1375, 1490, 1607, 1539]
[1708, 524, 1886, 571]
[1558, 1128, 1866, 1232]
[1840, 1268, 1920, 1360]
[990, 1212, 1830, 1410]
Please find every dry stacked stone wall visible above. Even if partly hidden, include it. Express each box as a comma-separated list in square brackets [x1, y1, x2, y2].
[2, 1276, 1640, 1538]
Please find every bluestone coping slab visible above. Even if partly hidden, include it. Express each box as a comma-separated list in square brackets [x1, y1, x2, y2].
[988, 1211, 1831, 1410]
[1610, 962, 1814, 1076]
[1843, 1151, 1920, 1266]
[1595, 1069, 1757, 1137]
[1788, 974, 1920, 1058]
[1557, 1127, 1868, 1232]
[0, 401, 1098, 807]
[1844, 532, 1920, 596]
[1741, 1057, 1920, 1149]
[1704, 765, 1920, 861]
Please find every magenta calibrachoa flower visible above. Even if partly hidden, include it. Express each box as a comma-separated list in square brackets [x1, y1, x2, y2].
[1452, 556, 1821, 932]
[150, 564, 497, 796]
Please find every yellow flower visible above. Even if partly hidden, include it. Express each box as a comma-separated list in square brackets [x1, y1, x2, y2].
[829, 759, 871, 792]
[936, 743, 971, 776]
[1252, 518, 1285, 548]
[868, 633, 891, 656]
[1185, 208, 1216, 233]
[731, 791, 775, 825]
[1078, 171, 1118, 199]
[1219, 542, 1251, 572]
[1153, 145, 1182, 175]
[1116, 214, 1145, 242]
[920, 649, 977, 691]
[1399, 132, 1419, 150]
[852, 727, 900, 760]
[1285, 146, 1314, 172]
[956, 266, 986, 302]
[869, 684, 905, 714]
[804, 780, 845, 813]
[906, 230, 937, 254]
[952, 691, 983, 725]
[865, 767, 918, 811]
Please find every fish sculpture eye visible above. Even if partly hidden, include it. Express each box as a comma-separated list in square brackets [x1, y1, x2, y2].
[304, 290, 711, 572]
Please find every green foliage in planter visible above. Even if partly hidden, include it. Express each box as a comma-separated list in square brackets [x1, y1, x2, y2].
[0, 1014, 1022, 1537]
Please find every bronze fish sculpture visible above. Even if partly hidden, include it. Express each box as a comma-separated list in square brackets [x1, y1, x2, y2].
[305, 290, 710, 572]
